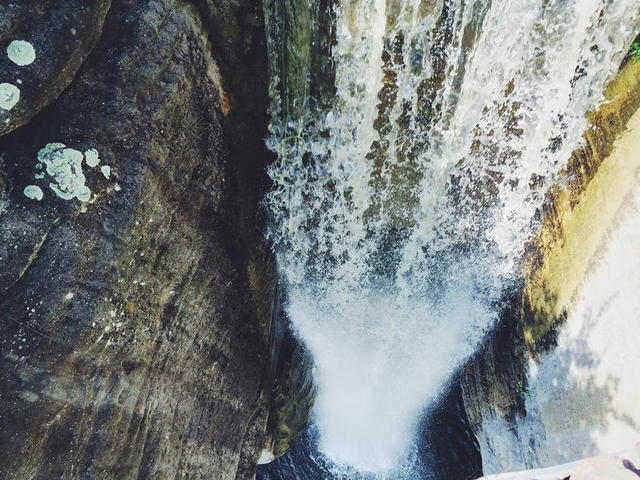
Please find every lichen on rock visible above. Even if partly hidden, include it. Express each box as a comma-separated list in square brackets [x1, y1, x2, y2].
[23, 185, 43, 200]
[84, 148, 100, 167]
[0, 0, 112, 136]
[0, 83, 20, 110]
[36, 143, 91, 202]
[7, 40, 36, 66]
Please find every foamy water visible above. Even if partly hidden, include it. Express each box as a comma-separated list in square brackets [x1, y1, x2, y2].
[264, 0, 640, 473]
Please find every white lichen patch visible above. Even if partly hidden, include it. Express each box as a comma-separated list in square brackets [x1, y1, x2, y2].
[7, 40, 36, 66]
[37, 143, 91, 202]
[23, 185, 43, 201]
[100, 165, 111, 179]
[19, 391, 39, 403]
[64, 292, 74, 300]
[0, 83, 20, 110]
[84, 149, 100, 167]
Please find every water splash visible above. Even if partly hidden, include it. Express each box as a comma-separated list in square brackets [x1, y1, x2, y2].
[264, 0, 640, 472]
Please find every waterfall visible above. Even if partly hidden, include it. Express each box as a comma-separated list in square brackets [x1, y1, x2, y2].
[263, 0, 640, 474]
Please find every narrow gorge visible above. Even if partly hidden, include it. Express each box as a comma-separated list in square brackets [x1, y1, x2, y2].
[0, 1, 639, 480]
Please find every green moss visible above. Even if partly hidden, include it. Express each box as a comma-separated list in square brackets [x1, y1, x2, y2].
[629, 42, 640, 63]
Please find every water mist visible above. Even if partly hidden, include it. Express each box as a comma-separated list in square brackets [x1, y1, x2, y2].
[263, 0, 640, 473]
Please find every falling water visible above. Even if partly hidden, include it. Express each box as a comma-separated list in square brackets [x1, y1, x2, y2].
[263, 0, 640, 474]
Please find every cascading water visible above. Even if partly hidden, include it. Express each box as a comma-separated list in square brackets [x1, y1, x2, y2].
[262, 0, 640, 475]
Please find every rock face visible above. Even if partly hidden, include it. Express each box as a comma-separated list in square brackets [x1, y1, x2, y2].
[0, 0, 111, 136]
[478, 445, 640, 480]
[460, 52, 640, 476]
[0, 1, 281, 478]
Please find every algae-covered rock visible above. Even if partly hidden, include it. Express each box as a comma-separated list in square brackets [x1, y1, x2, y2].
[263, 328, 316, 461]
[0, 0, 278, 478]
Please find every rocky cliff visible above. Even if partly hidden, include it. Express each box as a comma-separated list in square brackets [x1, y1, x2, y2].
[0, 1, 284, 478]
[460, 42, 640, 476]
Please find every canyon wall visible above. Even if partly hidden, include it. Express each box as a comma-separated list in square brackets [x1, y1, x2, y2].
[0, 1, 288, 478]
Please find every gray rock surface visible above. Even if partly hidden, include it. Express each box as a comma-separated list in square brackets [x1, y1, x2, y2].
[0, 1, 280, 478]
[0, 0, 111, 135]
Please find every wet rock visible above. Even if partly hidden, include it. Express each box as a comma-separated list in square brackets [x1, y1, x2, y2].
[0, 0, 111, 136]
[460, 50, 640, 476]
[262, 326, 316, 461]
[0, 1, 277, 479]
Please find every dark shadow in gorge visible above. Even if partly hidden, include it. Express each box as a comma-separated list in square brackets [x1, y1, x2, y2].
[417, 381, 483, 480]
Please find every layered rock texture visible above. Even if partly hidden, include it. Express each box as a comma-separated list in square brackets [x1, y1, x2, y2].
[461, 51, 640, 476]
[0, 1, 289, 478]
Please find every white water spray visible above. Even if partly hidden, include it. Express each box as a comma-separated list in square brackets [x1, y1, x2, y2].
[265, 0, 640, 473]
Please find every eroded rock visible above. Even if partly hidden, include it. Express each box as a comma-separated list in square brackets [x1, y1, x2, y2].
[0, 1, 277, 479]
